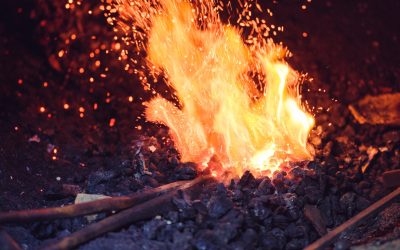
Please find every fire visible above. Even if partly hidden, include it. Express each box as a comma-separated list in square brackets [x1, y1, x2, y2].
[112, 0, 315, 177]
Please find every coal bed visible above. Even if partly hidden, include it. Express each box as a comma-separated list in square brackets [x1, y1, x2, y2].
[1, 1, 400, 250]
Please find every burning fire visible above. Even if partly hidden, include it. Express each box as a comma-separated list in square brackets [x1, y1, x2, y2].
[112, 0, 315, 177]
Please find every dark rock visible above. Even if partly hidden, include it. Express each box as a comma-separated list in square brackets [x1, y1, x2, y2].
[172, 230, 193, 249]
[232, 189, 244, 201]
[207, 194, 233, 219]
[194, 229, 226, 250]
[304, 204, 327, 236]
[249, 198, 272, 220]
[230, 228, 257, 250]
[334, 239, 351, 250]
[181, 207, 197, 220]
[172, 196, 189, 210]
[325, 156, 339, 169]
[142, 218, 166, 240]
[260, 235, 280, 250]
[175, 162, 197, 180]
[304, 186, 323, 204]
[264, 194, 284, 207]
[73, 175, 85, 184]
[129, 178, 144, 192]
[356, 196, 371, 211]
[31, 222, 56, 239]
[216, 183, 228, 194]
[263, 217, 273, 230]
[283, 193, 299, 220]
[214, 222, 238, 244]
[289, 167, 306, 179]
[238, 171, 256, 188]
[257, 177, 273, 195]
[319, 197, 333, 227]
[377, 203, 400, 231]
[272, 214, 290, 229]
[284, 223, 305, 238]
[87, 170, 117, 193]
[168, 155, 180, 166]
[266, 228, 287, 250]
[340, 192, 356, 217]
[307, 161, 320, 170]
[357, 180, 371, 189]
[192, 200, 208, 215]
[43, 184, 65, 200]
[285, 238, 307, 250]
[142, 176, 159, 187]
[166, 211, 179, 223]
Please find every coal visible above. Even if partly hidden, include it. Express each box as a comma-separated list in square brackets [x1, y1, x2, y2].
[87, 170, 118, 193]
[238, 171, 256, 188]
[249, 198, 272, 221]
[304, 204, 327, 236]
[230, 228, 257, 250]
[194, 229, 225, 250]
[340, 192, 357, 217]
[175, 162, 198, 180]
[1, 1, 400, 249]
[334, 239, 351, 250]
[286, 239, 308, 250]
[207, 194, 233, 219]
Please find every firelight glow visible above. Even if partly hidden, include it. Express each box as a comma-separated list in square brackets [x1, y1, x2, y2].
[112, 0, 315, 178]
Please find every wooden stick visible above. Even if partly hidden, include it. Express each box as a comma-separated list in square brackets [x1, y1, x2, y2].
[0, 228, 22, 250]
[41, 176, 211, 250]
[304, 187, 400, 250]
[0, 179, 192, 224]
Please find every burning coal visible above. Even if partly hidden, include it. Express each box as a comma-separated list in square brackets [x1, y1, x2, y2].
[111, 0, 315, 178]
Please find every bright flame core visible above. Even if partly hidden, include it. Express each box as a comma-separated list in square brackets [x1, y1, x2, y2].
[115, 0, 315, 178]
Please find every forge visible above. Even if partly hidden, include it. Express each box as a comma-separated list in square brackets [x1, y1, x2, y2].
[1, 0, 400, 250]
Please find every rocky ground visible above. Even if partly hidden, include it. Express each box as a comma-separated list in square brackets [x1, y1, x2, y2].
[0, 0, 399, 249]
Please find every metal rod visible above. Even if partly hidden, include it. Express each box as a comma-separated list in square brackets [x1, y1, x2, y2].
[0, 179, 192, 224]
[41, 176, 211, 250]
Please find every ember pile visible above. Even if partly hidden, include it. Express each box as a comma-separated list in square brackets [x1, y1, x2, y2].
[1, 0, 400, 250]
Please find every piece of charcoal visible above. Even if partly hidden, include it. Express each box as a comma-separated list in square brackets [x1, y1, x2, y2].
[340, 192, 356, 217]
[238, 171, 256, 188]
[260, 235, 280, 250]
[207, 194, 233, 219]
[334, 239, 351, 250]
[249, 198, 272, 221]
[214, 222, 238, 244]
[194, 229, 226, 250]
[192, 200, 208, 215]
[286, 239, 307, 250]
[304, 204, 327, 236]
[284, 223, 306, 239]
[86, 170, 117, 193]
[272, 214, 290, 229]
[142, 219, 166, 240]
[175, 162, 197, 180]
[230, 228, 257, 250]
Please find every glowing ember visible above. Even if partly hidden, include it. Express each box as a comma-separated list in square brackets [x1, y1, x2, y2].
[112, 0, 315, 178]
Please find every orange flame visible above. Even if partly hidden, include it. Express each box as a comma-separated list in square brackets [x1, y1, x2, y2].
[114, 0, 315, 178]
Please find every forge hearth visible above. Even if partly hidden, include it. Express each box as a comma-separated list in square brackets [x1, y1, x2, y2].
[1, 0, 400, 250]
